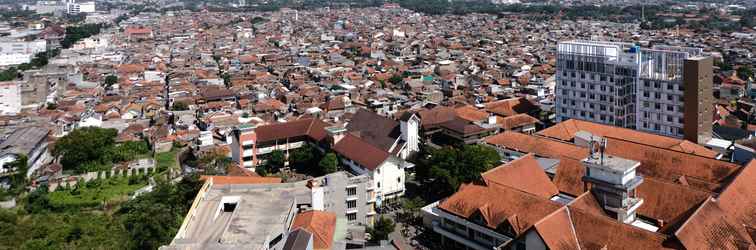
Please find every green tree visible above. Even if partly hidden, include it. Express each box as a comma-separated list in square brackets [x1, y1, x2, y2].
[400, 196, 425, 223]
[25, 186, 51, 214]
[416, 145, 500, 197]
[198, 150, 232, 175]
[266, 150, 285, 168]
[8, 155, 28, 192]
[104, 75, 118, 87]
[171, 101, 189, 111]
[737, 66, 753, 81]
[368, 216, 395, 242]
[388, 74, 403, 85]
[319, 153, 338, 174]
[53, 127, 118, 172]
[222, 73, 231, 88]
[118, 174, 202, 249]
[290, 144, 315, 167]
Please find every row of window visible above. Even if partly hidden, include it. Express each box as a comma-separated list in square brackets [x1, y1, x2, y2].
[560, 90, 616, 102]
[559, 108, 616, 123]
[559, 80, 617, 93]
[642, 80, 684, 91]
[641, 111, 684, 124]
[641, 91, 684, 102]
[641, 101, 683, 113]
[560, 98, 615, 112]
[640, 122, 684, 136]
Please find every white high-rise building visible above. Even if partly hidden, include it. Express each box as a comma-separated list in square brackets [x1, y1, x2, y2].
[65, 0, 95, 14]
[555, 40, 706, 138]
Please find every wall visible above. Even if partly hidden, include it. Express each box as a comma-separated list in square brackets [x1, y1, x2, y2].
[47, 163, 156, 192]
[372, 158, 405, 199]
[0, 81, 21, 115]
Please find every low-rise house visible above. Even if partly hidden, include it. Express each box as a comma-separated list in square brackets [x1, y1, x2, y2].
[0, 127, 51, 178]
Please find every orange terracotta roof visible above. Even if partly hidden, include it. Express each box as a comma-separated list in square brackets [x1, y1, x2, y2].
[568, 206, 671, 250]
[552, 157, 587, 197]
[531, 207, 580, 250]
[199, 175, 281, 184]
[438, 182, 562, 235]
[498, 113, 540, 130]
[485, 131, 590, 160]
[482, 154, 559, 199]
[454, 105, 488, 122]
[675, 198, 755, 250]
[716, 160, 756, 227]
[636, 178, 710, 231]
[538, 119, 718, 158]
[254, 118, 330, 144]
[291, 210, 337, 250]
[604, 137, 740, 192]
[568, 192, 606, 217]
[483, 97, 540, 117]
[333, 134, 390, 171]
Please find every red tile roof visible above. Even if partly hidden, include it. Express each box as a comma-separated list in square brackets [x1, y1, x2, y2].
[538, 119, 718, 158]
[485, 131, 590, 160]
[568, 207, 671, 250]
[552, 157, 586, 197]
[604, 137, 741, 192]
[675, 198, 755, 250]
[333, 134, 390, 171]
[483, 97, 540, 117]
[482, 154, 559, 199]
[498, 113, 540, 130]
[636, 178, 710, 232]
[291, 210, 337, 250]
[254, 118, 330, 144]
[438, 183, 562, 235]
[531, 207, 581, 250]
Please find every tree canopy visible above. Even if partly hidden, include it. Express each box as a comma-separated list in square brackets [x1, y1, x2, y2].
[53, 127, 150, 173]
[2, 174, 203, 250]
[319, 152, 338, 175]
[368, 216, 395, 242]
[416, 144, 501, 197]
[104, 75, 118, 87]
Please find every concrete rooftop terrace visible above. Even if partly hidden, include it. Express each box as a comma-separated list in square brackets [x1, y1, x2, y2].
[166, 182, 311, 250]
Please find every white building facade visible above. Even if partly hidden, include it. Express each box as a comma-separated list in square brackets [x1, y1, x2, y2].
[555, 40, 703, 138]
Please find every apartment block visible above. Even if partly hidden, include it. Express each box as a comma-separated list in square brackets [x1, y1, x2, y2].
[555, 40, 712, 139]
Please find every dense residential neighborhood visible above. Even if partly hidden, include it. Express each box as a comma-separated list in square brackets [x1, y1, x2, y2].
[0, 0, 755, 249]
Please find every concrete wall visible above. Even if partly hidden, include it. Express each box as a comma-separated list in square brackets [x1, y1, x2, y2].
[48, 163, 155, 191]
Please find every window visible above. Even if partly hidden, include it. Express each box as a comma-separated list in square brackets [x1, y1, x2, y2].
[377, 182, 381, 188]
[347, 212, 357, 221]
[397, 177, 401, 183]
[347, 200, 357, 209]
[346, 187, 357, 196]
